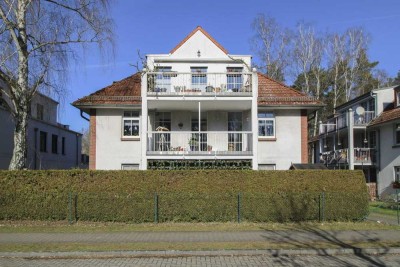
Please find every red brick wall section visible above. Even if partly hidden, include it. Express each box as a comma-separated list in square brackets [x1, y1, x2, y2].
[301, 109, 308, 163]
[89, 109, 96, 170]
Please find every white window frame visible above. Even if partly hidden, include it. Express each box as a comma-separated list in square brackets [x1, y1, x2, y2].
[258, 164, 276, 170]
[395, 123, 400, 145]
[258, 111, 275, 138]
[397, 91, 400, 107]
[122, 111, 140, 139]
[394, 166, 400, 182]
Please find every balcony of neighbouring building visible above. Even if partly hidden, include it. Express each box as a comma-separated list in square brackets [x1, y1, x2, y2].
[319, 111, 376, 135]
[147, 131, 253, 156]
[320, 147, 376, 166]
[146, 72, 253, 97]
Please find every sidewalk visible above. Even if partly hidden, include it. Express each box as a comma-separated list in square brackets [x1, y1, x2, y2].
[1, 230, 400, 244]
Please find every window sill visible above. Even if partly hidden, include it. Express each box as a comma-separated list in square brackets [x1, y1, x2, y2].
[121, 137, 140, 141]
[258, 137, 277, 142]
[392, 144, 400, 148]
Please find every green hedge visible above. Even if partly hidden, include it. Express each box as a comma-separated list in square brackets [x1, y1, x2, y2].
[0, 170, 369, 222]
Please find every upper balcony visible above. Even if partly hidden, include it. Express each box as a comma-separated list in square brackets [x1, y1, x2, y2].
[319, 111, 375, 135]
[147, 72, 253, 97]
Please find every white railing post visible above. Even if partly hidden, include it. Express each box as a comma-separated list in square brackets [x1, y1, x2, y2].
[348, 109, 354, 170]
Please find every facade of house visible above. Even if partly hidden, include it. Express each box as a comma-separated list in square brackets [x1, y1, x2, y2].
[310, 85, 400, 198]
[0, 85, 82, 169]
[73, 26, 322, 170]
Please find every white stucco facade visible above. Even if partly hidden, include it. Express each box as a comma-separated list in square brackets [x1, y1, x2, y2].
[74, 27, 318, 171]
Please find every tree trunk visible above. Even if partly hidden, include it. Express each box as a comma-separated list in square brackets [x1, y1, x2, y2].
[9, 110, 28, 170]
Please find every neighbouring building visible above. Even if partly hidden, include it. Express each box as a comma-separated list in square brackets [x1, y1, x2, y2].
[73, 26, 322, 170]
[0, 82, 82, 169]
[310, 85, 400, 198]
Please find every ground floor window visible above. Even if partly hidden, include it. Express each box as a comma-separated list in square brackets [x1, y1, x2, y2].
[258, 164, 276, 170]
[395, 166, 400, 182]
[121, 164, 139, 170]
[123, 111, 140, 138]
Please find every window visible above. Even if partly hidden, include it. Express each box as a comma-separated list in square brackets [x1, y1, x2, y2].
[155, 66, 172, 92]
[61, 137, 66, 155]
[258, 164, 276, 170]
[154, 112, 171, 151]
[123, 111, 140, 138]
[121, 164, 139, 170]
[39, 131, 47, 152]
[397, 91, 400, 107]
[395, 123, 400, 145]
[258, 112, 275, 137]
[191, 113, 207, 151]
[228, 112, 243, 151]
[37, 104, 44, 120]
[226, 67, 243, 91]
[394, 166, 400, 182]
[191, 67, 207, 91]
[52, 134, 58, 154]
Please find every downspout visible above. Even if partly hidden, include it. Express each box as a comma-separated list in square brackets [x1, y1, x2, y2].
[34, 128, 38, 170]
[80, 110, 90, 121]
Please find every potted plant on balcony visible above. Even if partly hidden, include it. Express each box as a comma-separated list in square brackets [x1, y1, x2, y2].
[392, 181, 400, 189]
[188, 136, 199, 151]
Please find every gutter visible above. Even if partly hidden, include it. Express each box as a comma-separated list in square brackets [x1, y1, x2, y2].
[80, 110, 89, 122]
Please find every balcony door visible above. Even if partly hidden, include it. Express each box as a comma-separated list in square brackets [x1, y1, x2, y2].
[154, 112, 171, 151]
[228, 112, 242, 151]
[191, 113, 207, 151]
[191, 67, 207, 92]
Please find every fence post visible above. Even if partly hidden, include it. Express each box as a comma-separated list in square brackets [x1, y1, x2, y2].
[154, 193, 158, 223]
[237, 192, 241, 223]
[319, 192, 325, 222]
[397, 189, 399, 225]
[68, 192, 73, 225]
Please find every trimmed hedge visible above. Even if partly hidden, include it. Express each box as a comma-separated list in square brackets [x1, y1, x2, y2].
[0, 170, 369, 222]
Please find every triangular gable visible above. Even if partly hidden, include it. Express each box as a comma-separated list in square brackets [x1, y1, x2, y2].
[170, 26, 228, 57]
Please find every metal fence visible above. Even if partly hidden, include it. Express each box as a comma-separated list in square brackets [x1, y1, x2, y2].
[0, 191, 368, 224]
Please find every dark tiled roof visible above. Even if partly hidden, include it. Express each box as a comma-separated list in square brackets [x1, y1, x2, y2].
[257, 73, 323, 106]
[72, 73, 142, 106]
[368, 103, 400, 127]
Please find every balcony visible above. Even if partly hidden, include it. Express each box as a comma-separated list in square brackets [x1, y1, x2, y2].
[147, 72, 252, 97]
[320, 148, 375, 165]
[147, 131, 253, 156]
[354, 111, 375, 126]
[319, 111, 375, 135]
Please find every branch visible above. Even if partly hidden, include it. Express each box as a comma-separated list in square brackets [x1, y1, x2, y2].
[0, 2, 21, 51]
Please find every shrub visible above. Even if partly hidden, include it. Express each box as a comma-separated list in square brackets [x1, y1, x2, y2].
[0, 170, 369, 222]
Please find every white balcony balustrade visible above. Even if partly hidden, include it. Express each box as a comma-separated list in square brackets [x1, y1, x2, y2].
[147, 72, 253, 96]
[147, 131, 253, 156]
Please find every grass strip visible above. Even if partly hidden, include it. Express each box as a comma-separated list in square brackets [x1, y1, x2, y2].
[1, 221, 399, 233]
[1, 241, 399, 253]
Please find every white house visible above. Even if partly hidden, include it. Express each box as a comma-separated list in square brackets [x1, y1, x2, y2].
[73, 26, 322, 170]
[0, 82, 82, 169]
[310, 85, 400, 198]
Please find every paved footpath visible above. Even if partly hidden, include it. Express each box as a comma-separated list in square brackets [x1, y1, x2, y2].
[1, 254, 400, 267]
[1, 230, 400, 244]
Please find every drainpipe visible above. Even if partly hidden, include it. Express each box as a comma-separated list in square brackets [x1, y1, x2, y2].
[80, 110, 90, 121]
[34, 128, 38, 170]
[348, 109, 354, 170]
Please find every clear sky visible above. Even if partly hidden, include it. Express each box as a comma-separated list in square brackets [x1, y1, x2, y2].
[62, 0, 400, 133]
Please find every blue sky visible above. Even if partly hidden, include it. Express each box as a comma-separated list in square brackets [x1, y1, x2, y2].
[62, 0, 400, 132]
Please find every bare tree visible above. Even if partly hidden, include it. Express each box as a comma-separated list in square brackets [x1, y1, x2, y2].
[342, 28, 369, 101]
[325, 33, 346, 110]
[251, 14, 291, 82]
[0, 0, 114, 169]
[291, 23, 325, 135]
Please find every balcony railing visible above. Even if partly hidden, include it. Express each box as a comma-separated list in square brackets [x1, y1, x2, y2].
[320, 147, 375, 165]
[354, 111, 375, 126]
[147, 72, 252, 96]
[147, 131, 253, 156]
[354, 148, 375, 164]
